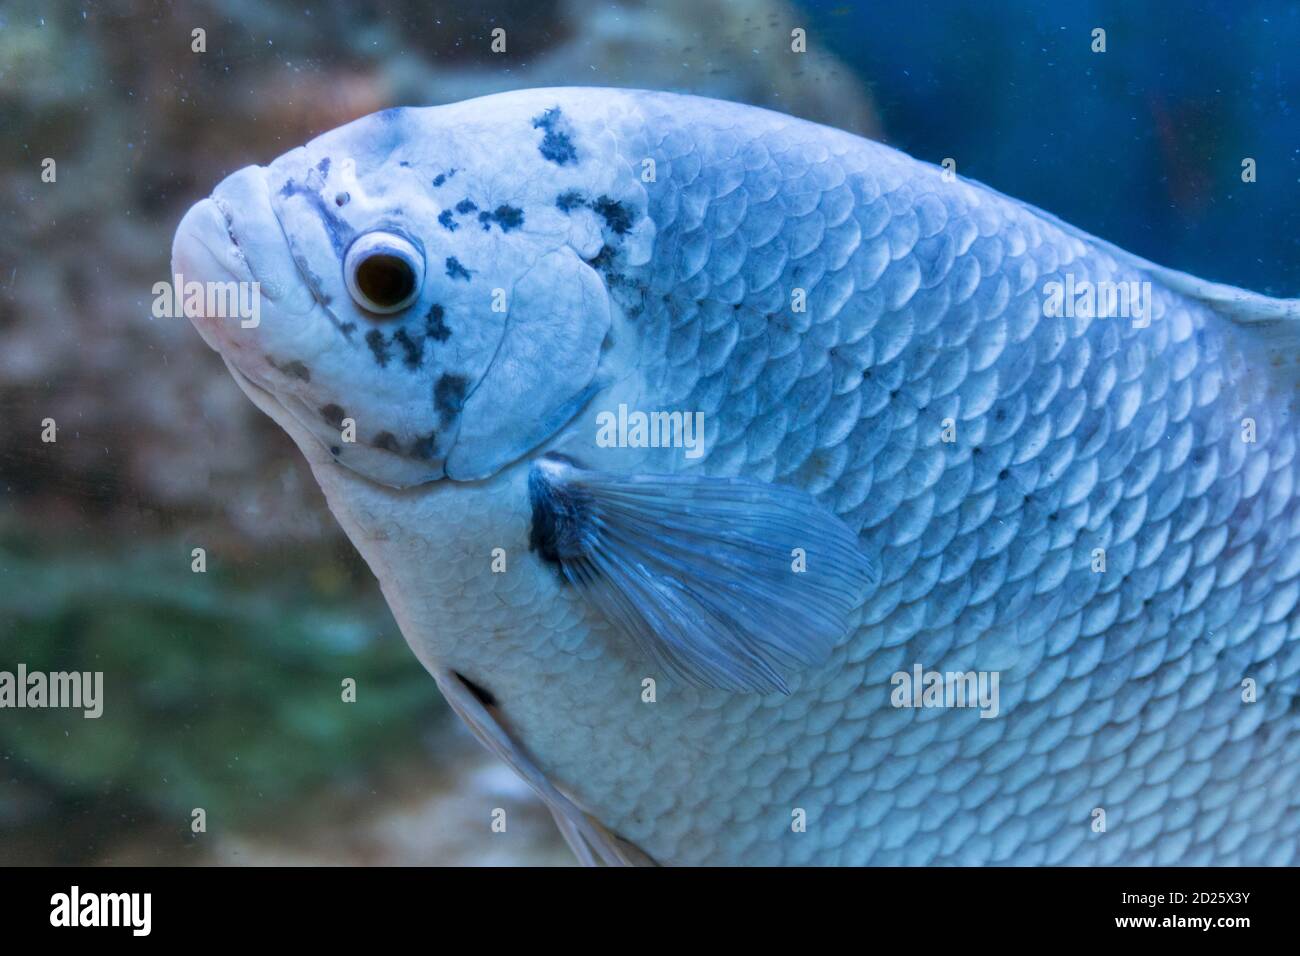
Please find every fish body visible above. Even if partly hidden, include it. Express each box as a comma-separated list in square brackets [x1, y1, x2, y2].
[174, 88, 1300, 865]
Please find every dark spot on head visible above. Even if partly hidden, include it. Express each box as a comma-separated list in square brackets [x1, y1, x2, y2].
[531, 107, 578, 165]
[455, 199, 478, 214]
[281, 180, 355, 258]
[445, 257, 472, 281]
[409, 431, 439, 460]
[392, 328, 423, 369]
[592, 195, 633, 235]
[316, 158, 331, 177]
[432, 173, 447, 187]
[374, 431, 402, 453]
[426, 304, 451, 342]
[556, 190, 586, 213]
[399, 160, 411, 168]
[270, 358, 311, 382]
[589, 244, 616, 270]
[479, 204, 525, 233]
[339, 321, 357, 337]
[334, 192, 350, 207]
[438, 209, 457, 231]
[291, 252, 333, 305]
[320, 403, 346, 428]
[434, 373, 468, 424]
[454, 671, 497, 708]
[365, 329, 390, 367]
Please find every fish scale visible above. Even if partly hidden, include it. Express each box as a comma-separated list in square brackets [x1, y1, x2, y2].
[175, 88, 1300, 865]
[538, 91, 1300, 864]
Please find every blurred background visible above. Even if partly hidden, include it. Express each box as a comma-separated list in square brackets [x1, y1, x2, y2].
[0, 0, 1296, 865]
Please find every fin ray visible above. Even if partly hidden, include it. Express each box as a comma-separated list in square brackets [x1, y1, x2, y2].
[528, 456, 880, 694]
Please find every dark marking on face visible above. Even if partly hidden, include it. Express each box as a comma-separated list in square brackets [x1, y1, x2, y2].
[432, 168, 457, 187]
[399, 160, 412, 168]
[426, 304, 451, 342]
[269, 358, 311, 381]
[434, 373, 468, 424]
[316, 158, 331, 177]
[454, 671, 498, 707]
[531, 107, 577, 165]
[339, 321, 357, 337]
[555, 190, 586, 213]
[393, 327, 422, 369]
[555, 191, 634, 237]
[585, 244, 639, 293]
[438, 209, 458, 231]
[374, 431, 402, 453]
[365, 329, 390, 367]
[335, 192, 350, 207]
[588, 244, 616, 270]
[320, 403, 346, 428]
[455, 199, 478, 215]
[280, 178, 356, 259]
[445, 257, 472, 281]
[409, 431, 439, 460]
[478, 204, 525, 233]
[592, 195, 633, 235]
[292, 252, 333, 305]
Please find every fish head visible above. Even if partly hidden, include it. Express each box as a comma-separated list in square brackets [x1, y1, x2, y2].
[173, 100, 630, 487]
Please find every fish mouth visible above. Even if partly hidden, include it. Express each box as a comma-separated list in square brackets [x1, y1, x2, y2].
[173, 170, 451, 487]
[173, 168, 297, 374]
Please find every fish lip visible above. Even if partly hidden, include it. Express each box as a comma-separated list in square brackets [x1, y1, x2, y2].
[171, 196, 256, 358]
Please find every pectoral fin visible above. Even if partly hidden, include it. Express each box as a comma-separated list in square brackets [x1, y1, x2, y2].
[528, 455, 880, 694]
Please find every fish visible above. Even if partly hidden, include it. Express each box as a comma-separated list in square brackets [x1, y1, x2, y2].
[172, 87, 1300, 866]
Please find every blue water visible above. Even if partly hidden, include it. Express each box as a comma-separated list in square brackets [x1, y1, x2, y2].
[794, 0, 1299, 296]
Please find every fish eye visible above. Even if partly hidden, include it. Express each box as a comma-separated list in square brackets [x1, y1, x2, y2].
[344, 231, 424, 315]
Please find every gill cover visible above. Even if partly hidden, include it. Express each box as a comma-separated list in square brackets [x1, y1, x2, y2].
[448, 246, 611, 480]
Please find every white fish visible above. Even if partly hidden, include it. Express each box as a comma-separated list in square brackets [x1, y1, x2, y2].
[174, 88, 1300, 865]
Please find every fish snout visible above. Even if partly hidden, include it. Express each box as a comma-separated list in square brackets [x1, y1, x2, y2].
[171, 196, 256, 350]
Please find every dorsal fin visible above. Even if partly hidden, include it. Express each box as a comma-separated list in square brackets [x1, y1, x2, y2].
[954, 164, 1300, 331]
[940, 164, 1300, 406]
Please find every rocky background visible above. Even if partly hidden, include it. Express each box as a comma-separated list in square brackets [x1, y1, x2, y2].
[0, 0, 877, 865]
